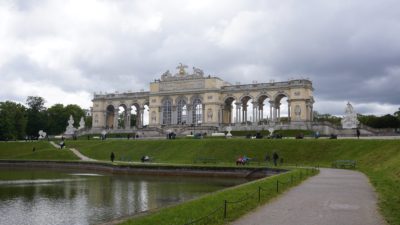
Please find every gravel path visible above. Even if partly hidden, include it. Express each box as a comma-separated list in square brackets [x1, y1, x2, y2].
[68, 148, 96, 161]
[50, 141, 96, 161]
[231, 168, 386, 225]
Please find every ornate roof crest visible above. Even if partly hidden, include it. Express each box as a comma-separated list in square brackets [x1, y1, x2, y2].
[160, 63, 205, 81]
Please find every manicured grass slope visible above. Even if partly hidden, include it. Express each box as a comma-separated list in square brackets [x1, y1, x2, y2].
[68, 139, 400, 225]
[0, 142, 79, 160]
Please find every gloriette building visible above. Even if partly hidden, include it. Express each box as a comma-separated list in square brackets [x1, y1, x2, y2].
[91, 64, 314, 135]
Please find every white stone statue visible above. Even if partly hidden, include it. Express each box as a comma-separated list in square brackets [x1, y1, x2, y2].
[176, 63, 188, 76]
[341, 102, 360, 129]
[38, 130, 47, 139]
[78, 117, 85, 130]
[193, 67, 204, 76]
[207, 108, 213, 121]
[268, 127, 275, 136]
[161, 70, 172, 80]
[65, 115, 76, 135]
[226, 126, 232, 138]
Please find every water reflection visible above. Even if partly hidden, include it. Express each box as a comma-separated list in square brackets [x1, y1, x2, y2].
[0, 168, 246, 225]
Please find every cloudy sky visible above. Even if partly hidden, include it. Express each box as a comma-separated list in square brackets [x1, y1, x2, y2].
[1, 0, 399, 115]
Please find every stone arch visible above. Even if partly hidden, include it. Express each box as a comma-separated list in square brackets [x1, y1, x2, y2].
[129, 103, 141, 128]
[105, 105, 115, 129]
[192, 97, 203, 124]
[239, 94, 254, 103]
[176, 98, 188, 125]
[223, 96, 236, 124]
[117, 104, 129, 129]
[239, 95, 255, 123]
[272, 91, 291, 102]
[256, 93, 272, 123]
[255, 93, 272, 103]
[175, 95, 188, 104]
[190, 95, 203, 104]
[272, 92, 291, 122]
[223, 95, 237, 103]
[162, 97, 173, 125]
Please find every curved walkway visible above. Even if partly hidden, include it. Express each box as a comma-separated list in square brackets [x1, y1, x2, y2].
[231, 168, 386, 225]
[49, 141, 96, 161]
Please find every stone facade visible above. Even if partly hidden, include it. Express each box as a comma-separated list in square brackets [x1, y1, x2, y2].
[91, 64, 314, 132]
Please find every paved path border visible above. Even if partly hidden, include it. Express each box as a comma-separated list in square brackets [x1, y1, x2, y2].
[231, 168, 386, 225]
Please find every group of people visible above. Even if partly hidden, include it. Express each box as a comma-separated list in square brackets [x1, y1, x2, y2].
[266, 152, 281, 166]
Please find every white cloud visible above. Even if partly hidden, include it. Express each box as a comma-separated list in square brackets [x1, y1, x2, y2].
[0, 0, 399, 115]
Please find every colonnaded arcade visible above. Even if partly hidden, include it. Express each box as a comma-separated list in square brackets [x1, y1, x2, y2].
[91, 64, 314, 135]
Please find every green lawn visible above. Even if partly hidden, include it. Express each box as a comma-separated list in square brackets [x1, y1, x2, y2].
[0, 141, 79, 160]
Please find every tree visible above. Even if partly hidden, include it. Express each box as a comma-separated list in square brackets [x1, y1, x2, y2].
[85, 116, 92, 129]
[26, 96, 48, 136]
[47, 104, 67, 134]
[395, 108, 400, 118]
[26, 96, 46, 111]
[0, 101, 27, 140]
[358, 114, 400, 129]
[313, 111, 341, 125]
[46, 104, 86, 135]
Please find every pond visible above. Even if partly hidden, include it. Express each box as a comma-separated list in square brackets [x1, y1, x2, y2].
[0, 168, 247, 225]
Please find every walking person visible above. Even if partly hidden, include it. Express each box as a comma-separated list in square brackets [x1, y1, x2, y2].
[110, 152, 115, 162]
[273, 152, 279, 166]
[356, 128, 360, 139]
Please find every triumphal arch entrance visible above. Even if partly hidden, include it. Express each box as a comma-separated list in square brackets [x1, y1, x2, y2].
[91, 64, 314, 135]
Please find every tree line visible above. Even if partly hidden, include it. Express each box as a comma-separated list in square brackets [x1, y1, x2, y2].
[0, 96, 91, 140]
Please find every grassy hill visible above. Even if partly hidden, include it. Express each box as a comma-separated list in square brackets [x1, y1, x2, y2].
[0, 141, 78, 160]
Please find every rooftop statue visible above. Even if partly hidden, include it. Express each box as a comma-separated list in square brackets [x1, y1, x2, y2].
[193, 67, 204, 76]
[176, 63, 188, 76]
[341, 102, 359, 129]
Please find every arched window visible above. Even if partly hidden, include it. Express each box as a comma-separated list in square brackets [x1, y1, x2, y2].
[162, 99, 172, 125]
[177, 99, 187, 124]
[193, 98, 202, 124]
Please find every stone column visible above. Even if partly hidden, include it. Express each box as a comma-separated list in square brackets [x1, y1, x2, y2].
[159, 107, 163, 125]
[235, 103, 240, 123]
[221, 107, 224, 124]
[278, 106, 281, 121]
[187, 104, 193, 124]
[113, 108, 118, 130]
[125, 111, 130, 129]
[287, 100, 291, 122]
[124, 105, 130, 129]
[202, 104, 205, 124]
[235, 106, 238, 123]
[310, 106, 314, 121]
[140, 107, 145, 127]
[171, 106, 176, 125]
[252, 102, 257, 123]
[269, 101, 274, 122]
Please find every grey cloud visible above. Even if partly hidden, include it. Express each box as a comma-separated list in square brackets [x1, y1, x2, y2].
[0, 0, 399, 114]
